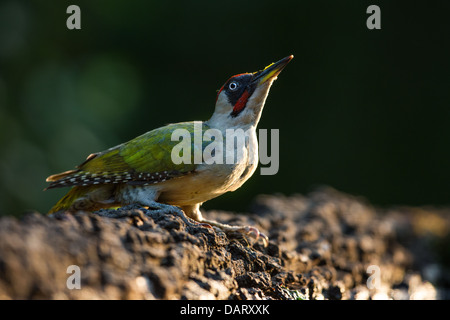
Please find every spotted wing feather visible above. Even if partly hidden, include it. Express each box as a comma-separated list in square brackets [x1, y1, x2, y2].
[46, 122, 210, 189]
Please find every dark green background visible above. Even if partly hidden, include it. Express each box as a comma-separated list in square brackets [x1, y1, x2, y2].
[0, 0, 449, 216]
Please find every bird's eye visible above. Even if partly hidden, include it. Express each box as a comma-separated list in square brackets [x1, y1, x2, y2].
[229, 81, 239, 91]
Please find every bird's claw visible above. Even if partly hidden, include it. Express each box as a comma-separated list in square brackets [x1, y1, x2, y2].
[240, 226, 269, 247]
[196, 221, 269, 247]
[197, 222, 214, 229]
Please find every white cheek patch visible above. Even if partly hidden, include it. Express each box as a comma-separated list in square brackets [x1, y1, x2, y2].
[215, 91, 233, 114]
[246, 82, 272, 109]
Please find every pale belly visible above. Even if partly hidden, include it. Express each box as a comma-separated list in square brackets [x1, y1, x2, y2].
[157, 161, 257, 206]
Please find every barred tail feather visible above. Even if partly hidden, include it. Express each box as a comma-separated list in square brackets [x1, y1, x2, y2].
[45, 169, 80, 190]
[46, 169, 79, 182]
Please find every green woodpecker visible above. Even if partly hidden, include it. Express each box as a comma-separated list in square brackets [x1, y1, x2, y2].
[46, 55, 293, 245]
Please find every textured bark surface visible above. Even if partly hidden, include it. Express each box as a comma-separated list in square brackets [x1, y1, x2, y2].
[0, 187, 448, 299]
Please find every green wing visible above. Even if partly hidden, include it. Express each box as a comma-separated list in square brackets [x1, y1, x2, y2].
[46, 121, 211, 188]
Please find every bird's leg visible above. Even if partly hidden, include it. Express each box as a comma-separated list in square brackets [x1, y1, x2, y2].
[140, 201, 199, 228]
[181, 204, 269, 247]
[115, 185, 198, 227]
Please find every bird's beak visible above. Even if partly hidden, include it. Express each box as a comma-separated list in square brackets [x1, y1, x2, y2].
[252, 55, 294, 85]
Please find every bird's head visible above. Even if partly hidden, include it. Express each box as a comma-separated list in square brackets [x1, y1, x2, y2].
[209, 55, 293, 129]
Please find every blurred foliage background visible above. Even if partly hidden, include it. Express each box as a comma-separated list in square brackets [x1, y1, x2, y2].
[0, 0, 449, 216]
